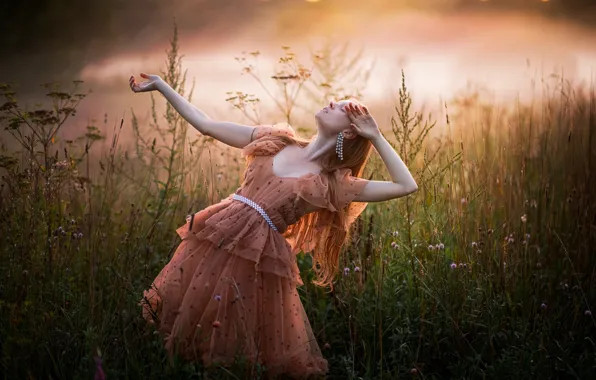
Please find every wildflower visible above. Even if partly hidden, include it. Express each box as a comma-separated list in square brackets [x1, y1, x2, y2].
[94, 351, 105, 380]
[214, 295, 221, 302]
[471, 241, 477, 248]
[53, 160, 69, 170]
[343, 267, 350, 275]
[487, 228, 494, 235]
[540, 303, 547, 310]
[521, 214, 527, 223]
[212, 320, 221, 328]
[72, 232, 77, 239]
[73, 182, 85, 192]
[438, 243, 444, 250]
[77, 232, 83, 239]
[323, 342, 331, 350]
[450, 263, 457, 269]
[354, 266, 361, 272]
[585, 310, 592, 316]
[410, 368, 418, 375]
[461, 263, 468, 269]
[391, 230, 399, 237]
[391, 241, 398, 249]
[525, 233, 530, 240]
[461, 197, 467, 205]
[428, 245, 434, 251]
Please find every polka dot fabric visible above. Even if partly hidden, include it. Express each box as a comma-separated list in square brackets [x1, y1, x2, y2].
[140, 123, 368, 378]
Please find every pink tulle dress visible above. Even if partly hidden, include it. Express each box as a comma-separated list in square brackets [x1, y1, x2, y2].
[140, 123, 369, 379]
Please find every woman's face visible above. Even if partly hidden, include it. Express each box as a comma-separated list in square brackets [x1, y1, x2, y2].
[315, 100, 353, 135]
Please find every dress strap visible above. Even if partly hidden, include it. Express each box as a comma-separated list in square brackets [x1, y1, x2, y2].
[232, 194, 279, 232]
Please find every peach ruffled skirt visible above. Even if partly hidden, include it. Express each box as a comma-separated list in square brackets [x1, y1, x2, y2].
[140, 201, 328, 379]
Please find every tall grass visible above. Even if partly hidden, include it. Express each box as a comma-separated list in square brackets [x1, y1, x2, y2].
[1, 23, 594, 379]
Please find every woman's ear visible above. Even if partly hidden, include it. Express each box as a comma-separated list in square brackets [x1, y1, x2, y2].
[343, 128, 358, 140]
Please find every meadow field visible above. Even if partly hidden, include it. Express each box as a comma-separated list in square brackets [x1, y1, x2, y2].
[1, 26, 595, 379]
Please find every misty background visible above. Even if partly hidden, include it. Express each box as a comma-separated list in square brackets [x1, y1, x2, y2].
[1, 0, 595, 141]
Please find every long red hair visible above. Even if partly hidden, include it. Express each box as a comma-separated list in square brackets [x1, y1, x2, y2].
[281, 130, 373, 287]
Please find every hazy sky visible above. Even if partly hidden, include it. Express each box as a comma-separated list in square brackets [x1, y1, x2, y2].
[1, 0, 595, 140]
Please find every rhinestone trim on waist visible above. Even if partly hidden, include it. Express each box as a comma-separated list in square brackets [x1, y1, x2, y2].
[232, 194, 278, 232]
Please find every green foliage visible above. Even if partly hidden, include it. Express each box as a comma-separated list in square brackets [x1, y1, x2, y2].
[1, 22, 595, 380]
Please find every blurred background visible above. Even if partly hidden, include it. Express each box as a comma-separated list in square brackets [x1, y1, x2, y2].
[1, 0, 595, 137]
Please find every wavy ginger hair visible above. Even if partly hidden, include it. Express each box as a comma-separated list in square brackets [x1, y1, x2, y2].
[269, 100, 373, 287]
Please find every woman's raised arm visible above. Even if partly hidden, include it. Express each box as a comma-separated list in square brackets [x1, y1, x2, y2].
[130, 73, 257, 149]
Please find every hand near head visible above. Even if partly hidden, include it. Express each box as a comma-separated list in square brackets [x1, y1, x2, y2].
[129, 73, 163, 93]
[345, 103, 381, 141]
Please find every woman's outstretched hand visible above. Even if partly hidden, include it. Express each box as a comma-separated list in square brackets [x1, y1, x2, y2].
[346, 102, 381, 141]
[129, 73, 163, 93]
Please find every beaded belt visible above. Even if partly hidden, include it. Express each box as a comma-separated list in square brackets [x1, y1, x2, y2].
[232, 194, 279, 232]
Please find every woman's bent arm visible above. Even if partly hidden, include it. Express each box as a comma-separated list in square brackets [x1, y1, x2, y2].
[156, 80, 255, 149]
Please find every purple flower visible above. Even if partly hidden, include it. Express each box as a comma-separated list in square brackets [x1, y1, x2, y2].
[428, 245, 435, 251]
[438, 243, 445, 250]
[214, 295, 221, 302]
[343, 267, 350, 275]
[354, 266, 361, 272]
[390, 241, 399, 249]
[585, 310, 592, 316]
[94, 354, 105, 380]
[540, 303, 547, 310]
[450, 263, 457, 269]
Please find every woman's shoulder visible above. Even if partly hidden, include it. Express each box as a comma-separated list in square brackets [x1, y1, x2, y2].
[252, 122, 296, 141]
[243, 123, 297, 158]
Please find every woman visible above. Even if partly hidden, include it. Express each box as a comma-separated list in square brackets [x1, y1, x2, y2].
[129, 72, 418, 378]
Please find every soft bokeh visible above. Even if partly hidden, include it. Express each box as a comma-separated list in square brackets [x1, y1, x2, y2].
[1, 0, 595, 139]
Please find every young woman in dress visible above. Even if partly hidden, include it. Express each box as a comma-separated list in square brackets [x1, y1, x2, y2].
[129, 72, 418, 379]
